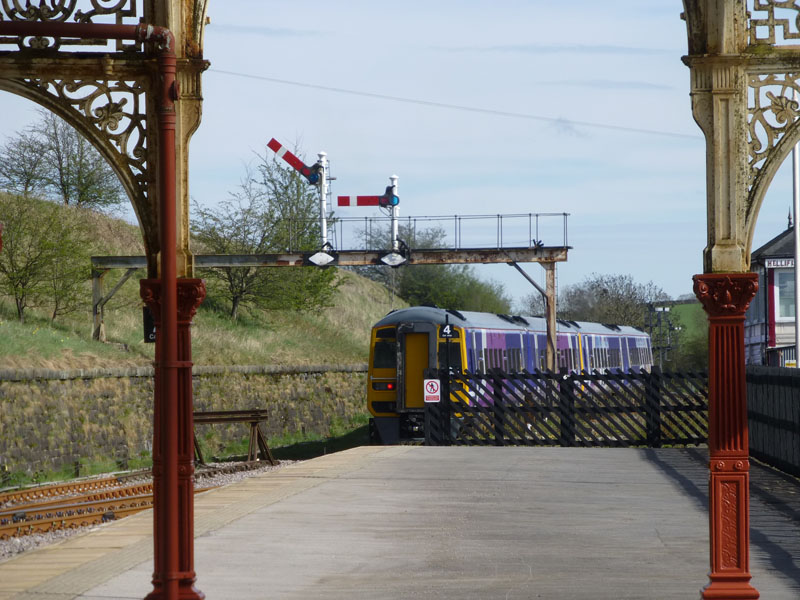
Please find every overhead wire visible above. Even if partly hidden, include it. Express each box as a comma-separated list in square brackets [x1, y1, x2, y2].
[210, 68, 700, 141]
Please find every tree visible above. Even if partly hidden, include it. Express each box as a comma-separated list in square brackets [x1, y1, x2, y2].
[669, 304, 709, 370]
[33, 112, 124, 209]
[559, 273, 671, 329]
[352, 222, 511, 312]
[0, 112, 125, 210]
[0, 193, 92, 322]
[192, 147, 338, 319]
[517, 290, 546, 316]
[44, 206, 93, 321]
[398, 263, 511, 312]
[0, 129, 47, 198]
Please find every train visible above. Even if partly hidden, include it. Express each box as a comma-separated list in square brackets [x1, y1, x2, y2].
[367, 306, 653, 444]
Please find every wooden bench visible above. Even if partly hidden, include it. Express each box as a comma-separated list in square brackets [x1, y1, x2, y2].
[193, 409, 277, 465]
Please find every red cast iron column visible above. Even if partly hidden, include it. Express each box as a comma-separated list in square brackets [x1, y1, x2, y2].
[0, 20, 203, 600]
[142, 31, 205, 600]
[176, 279, 205, 599]
[141, 279, 205, 600]
[693, 272, 759, 600]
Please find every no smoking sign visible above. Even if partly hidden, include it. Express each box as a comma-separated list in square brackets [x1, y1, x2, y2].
[423, 379, 441, 403]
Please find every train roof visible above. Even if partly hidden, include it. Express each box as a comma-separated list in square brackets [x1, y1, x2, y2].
[373, 306, 648, 336]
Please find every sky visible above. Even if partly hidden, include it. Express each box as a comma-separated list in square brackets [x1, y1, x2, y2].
[0, 1, 795, 309]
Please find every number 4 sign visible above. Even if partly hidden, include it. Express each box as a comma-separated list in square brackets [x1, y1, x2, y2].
[424, 379, 441, 403]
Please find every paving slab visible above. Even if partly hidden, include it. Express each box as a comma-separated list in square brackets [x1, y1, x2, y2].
[2, 446, 799, 599]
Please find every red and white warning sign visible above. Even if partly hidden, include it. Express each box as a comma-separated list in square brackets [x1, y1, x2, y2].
[424, 379, 441, 403]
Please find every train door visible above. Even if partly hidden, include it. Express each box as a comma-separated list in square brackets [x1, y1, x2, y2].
[396, 323, 437, 411]
[579, 334, 589, 371]
[404, 333, 428, 409]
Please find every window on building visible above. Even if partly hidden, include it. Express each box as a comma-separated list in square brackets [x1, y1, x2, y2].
[776, 269, 796, 320]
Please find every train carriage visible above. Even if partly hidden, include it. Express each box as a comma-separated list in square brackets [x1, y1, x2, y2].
[367, 306, 653, 444]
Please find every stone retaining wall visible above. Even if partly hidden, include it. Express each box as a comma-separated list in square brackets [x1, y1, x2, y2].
[0, 365, 367, 477]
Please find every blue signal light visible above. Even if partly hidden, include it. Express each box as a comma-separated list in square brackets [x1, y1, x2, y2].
[379, 185, 399, 207]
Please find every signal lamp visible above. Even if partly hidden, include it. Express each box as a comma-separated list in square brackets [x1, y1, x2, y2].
[372, 381, 396, 391]
[380, 252, 406, 267]
[379, 185, 399, 207]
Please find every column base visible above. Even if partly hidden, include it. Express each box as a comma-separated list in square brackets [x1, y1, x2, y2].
[145, 574, 205, 600]
[702, 578, 759, 599]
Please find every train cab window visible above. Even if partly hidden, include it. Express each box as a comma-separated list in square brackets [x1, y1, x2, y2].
[438, 342, 462, 370]
[373, 340, 397, 369]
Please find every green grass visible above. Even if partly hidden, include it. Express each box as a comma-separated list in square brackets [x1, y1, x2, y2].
[0, 268, 402, 370]
[0, 202, 405, 370]
[0, 298, 153, 369]
[672, 302, 707, 343]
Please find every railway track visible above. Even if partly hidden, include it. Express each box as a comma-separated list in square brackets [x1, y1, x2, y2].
[0, 462, 269, 540]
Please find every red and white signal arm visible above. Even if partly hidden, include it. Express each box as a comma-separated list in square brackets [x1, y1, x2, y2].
[424, 378, 441, 403]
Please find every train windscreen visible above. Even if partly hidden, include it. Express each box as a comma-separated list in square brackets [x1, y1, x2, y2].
[437, 342, 462, 370]
[373, 340, 397, 368]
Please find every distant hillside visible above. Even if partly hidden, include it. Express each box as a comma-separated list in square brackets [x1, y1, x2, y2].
[0, 206, 404, 370]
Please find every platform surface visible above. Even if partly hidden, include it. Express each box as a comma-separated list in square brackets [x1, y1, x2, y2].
[1, 446, 799, 599]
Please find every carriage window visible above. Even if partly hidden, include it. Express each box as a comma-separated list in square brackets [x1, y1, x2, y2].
[373, 340, 397, 369]
[608, 348, 621, 369]
[511, 348, 522, 371]
[630, 345, 640, 366]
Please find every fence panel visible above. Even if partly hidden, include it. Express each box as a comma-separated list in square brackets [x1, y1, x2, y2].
[747, 365, 800, 478]
[425, 369, 708, 448]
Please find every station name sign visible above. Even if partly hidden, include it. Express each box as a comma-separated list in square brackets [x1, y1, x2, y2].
[765, 258, 794, 269]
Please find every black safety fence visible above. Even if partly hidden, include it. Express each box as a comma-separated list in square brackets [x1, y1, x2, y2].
[746, 365, 800, 478]
[424, 368, 709, 447]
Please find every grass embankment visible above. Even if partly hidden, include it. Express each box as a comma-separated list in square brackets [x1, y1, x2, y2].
[0, 207, 404, 369]
[1, 209, 404, 485]
[0, 267, 400, 369]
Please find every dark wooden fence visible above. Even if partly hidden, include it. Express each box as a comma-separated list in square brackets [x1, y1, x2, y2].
[425, 368, 708, 447]
[747, 365, 800, 478]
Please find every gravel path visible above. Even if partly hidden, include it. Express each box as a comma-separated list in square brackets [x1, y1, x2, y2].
[0, 460, 293, 563]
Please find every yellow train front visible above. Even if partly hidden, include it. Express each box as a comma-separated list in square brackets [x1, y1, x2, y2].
[367, 306, 467, 444]
[367, 306, 654, 444]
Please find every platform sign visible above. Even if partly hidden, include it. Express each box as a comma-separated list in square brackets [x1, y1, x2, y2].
[424, 378, 441, 403]
[143, 306, 156, 344]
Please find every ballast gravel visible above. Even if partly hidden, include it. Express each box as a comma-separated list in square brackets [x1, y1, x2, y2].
[0, 460, 293, 563]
